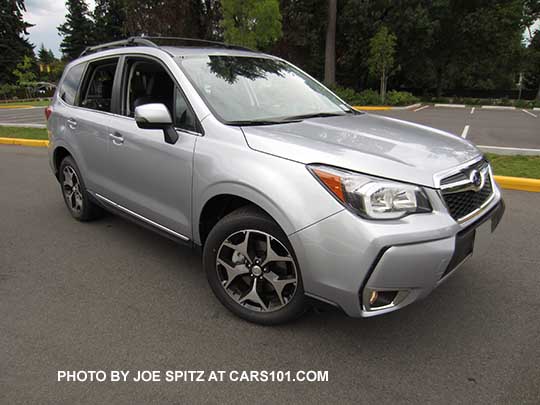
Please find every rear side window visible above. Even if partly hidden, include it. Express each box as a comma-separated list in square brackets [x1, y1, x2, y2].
[79, 59, 119, 113]
[59, 63, 85, 105]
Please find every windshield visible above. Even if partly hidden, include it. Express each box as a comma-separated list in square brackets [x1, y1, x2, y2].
[177, 56, 352, 123]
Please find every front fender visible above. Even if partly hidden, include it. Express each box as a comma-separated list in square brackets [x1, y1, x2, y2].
[191, 118, 343, 245]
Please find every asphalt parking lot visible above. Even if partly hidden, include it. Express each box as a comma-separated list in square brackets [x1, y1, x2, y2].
[1, 105, 539, 152]
[373, 106, 539, 150]
[0, 107, 46, 127]
[1, 145, 540, 404]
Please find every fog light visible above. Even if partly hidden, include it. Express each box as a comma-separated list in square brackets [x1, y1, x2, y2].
[364, 289, 400, 310]
[369, 290, 378, 305]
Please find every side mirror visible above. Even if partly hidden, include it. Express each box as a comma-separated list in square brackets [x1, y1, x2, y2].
[134, 103, 178, 145]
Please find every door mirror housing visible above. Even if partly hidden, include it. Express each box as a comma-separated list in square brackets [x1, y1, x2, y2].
[134, 103, 178, 144]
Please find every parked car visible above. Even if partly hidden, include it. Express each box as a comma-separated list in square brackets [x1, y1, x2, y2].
[46, 37, 504, 324]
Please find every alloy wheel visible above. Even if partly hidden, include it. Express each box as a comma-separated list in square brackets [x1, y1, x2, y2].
[216, 230, 298, 312]
[62, 165, 84, 214]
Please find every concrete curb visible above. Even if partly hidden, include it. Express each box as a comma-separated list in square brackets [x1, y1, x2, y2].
[0, 137, 49, 147]
[478, 145, 540, 156]
[494, 175, 540, 193]
[353, 103, 421, 111]
[1, 137, 538, 192]
[481, 105, 516, 110]
[434, 103, 466, 108]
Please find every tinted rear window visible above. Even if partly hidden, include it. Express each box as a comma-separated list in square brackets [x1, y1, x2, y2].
[59, 63, 85, 105]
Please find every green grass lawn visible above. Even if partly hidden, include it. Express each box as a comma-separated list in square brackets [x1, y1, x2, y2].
[0, 126, 48, 140]
[0, 100, 51, 108]
[486, 153, 540, 179]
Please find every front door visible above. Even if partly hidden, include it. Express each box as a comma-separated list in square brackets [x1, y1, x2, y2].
[103, 56, 200, 240]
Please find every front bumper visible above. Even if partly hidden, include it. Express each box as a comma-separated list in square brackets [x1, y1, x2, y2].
[289, 188, 504, 318]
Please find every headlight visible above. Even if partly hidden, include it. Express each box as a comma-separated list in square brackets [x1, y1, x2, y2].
[308, 164, 432, 219]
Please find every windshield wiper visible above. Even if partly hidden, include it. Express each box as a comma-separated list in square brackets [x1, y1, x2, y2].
[283, 112, 347, 121]
[226, 118, 301, 126]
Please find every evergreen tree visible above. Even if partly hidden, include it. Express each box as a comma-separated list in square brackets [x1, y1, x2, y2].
[58, 0, 95, 60]
[93, 0, 127, 43]
[38, 43, 54, 65]
[0, 0, 35, 84]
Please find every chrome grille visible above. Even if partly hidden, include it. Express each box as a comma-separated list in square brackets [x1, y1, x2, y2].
[440, 160, 494, 222]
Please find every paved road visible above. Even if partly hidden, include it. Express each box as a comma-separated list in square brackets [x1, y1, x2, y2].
[0, 107, 45, 127]
[374, 106, 540, 150]
[1, 145, 540, 404]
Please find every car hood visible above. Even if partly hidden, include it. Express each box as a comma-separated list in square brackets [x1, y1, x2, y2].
[241, 113, 481, 187]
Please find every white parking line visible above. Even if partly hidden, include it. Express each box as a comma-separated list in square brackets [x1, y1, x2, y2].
[521, 109, 538, 118]
[470, 107, 475, 114]
[461, 125, 470, 139]
[414, 105, 429, 112]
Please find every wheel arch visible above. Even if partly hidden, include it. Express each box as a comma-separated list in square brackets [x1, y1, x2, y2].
[195, 186, 295, 247]
[52, 145, 72, 179]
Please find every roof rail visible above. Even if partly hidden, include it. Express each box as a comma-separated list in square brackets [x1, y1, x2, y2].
[78, 36, 254, 58]
[140, 36, 254, 52]
[79, 37, 159, 58]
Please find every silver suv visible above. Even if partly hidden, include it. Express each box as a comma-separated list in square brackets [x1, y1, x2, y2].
[47, 37, 504, 324]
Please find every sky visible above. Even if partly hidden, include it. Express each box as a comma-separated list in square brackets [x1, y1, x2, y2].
[23, 0, 95, 57]
[22, 1, 540, 58]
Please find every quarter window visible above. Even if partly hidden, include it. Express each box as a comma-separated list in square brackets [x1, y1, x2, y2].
[59, 63, 85, 105]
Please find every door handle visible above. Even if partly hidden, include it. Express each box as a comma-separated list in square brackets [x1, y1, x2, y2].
[67, 118, 78, 129]
[109, 132, 124, 145]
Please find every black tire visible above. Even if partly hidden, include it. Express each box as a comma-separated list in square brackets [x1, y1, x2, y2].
[59, 156, 103, 221]
[203, 206, 307, 325]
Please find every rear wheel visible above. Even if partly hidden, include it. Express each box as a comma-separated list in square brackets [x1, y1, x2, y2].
[59, 156, 102, 221]
[203, 206, 306, 325]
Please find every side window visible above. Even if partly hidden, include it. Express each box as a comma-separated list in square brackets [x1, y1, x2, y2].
[59, 63, 85, 105]
[175, 87, 197, 132]
[79, 59, 118, 112]
[123, 57, 197, 132]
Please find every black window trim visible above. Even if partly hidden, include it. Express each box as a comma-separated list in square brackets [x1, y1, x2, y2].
[118, 54, 204, 136]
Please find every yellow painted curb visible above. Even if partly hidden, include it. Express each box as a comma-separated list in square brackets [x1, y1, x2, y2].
[353, 106, 392, 111]
[494, 175, 540, 193]
[0, 105, 33, 109]
[0, 137, 49, 147]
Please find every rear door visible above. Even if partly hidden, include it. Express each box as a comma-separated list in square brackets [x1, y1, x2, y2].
[103, 55, 199, 240]
[72, 57, 120, 193]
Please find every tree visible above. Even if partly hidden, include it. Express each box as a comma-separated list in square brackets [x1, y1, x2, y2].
[324, 0, 337, 85]
[93, 0, 127, 43]
[58, 0, 95, 60]
[12, 55, 37, 97]
[221, 0, 282, 49]
[0, 0, 34, 84]
[273, 0, 326, 80]
[12, 55, 36, 85]
[123, 0, 222, 39]
[525, 29, 540, 100]
[38, 44, 55, 65]
[368, 26, 396, 103]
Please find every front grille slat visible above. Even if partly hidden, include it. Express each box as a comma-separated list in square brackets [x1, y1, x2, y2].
[441, 160, 494, 221]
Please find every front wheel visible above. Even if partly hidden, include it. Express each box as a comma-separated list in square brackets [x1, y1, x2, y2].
[203, 206, 307, 325]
